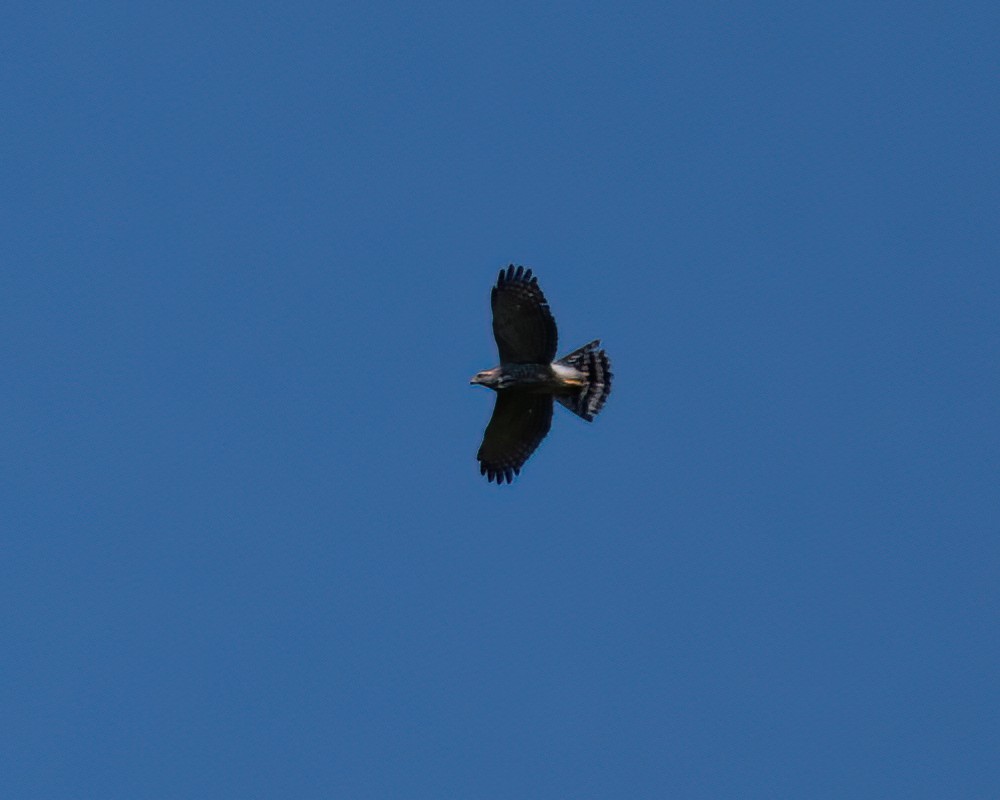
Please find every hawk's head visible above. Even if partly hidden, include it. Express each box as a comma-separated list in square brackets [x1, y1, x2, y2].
[470, 367, 502, 389]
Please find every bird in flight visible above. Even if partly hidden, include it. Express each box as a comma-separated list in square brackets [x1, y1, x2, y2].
[471, 265, 612, 483]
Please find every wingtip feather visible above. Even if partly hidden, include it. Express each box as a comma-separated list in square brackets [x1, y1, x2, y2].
[496, 264, 541, 290]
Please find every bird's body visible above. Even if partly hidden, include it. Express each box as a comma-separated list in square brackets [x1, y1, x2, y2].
[472, 362, 584, 393]
[471, 265, 612, 483]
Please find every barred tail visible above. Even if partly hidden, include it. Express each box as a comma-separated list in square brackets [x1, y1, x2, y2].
[555, 340, 612, 422]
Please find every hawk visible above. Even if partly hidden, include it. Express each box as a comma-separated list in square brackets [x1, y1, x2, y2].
[471, 265, 612, 483]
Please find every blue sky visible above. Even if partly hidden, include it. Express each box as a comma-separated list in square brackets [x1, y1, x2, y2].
[3, 2, 998, 797]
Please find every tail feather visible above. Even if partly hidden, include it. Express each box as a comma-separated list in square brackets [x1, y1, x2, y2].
[555, 340, 612, 421]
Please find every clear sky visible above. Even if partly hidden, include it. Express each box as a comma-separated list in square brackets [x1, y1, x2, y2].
[3, 2, 998, 797]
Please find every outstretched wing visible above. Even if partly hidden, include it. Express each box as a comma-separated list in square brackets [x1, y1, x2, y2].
[477, 392, 553, 484]
[491, 265, 558, 364]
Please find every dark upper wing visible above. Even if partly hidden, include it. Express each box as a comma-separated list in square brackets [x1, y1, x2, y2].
[477, 392, 554, 484]
[491, 265, 558, 363]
